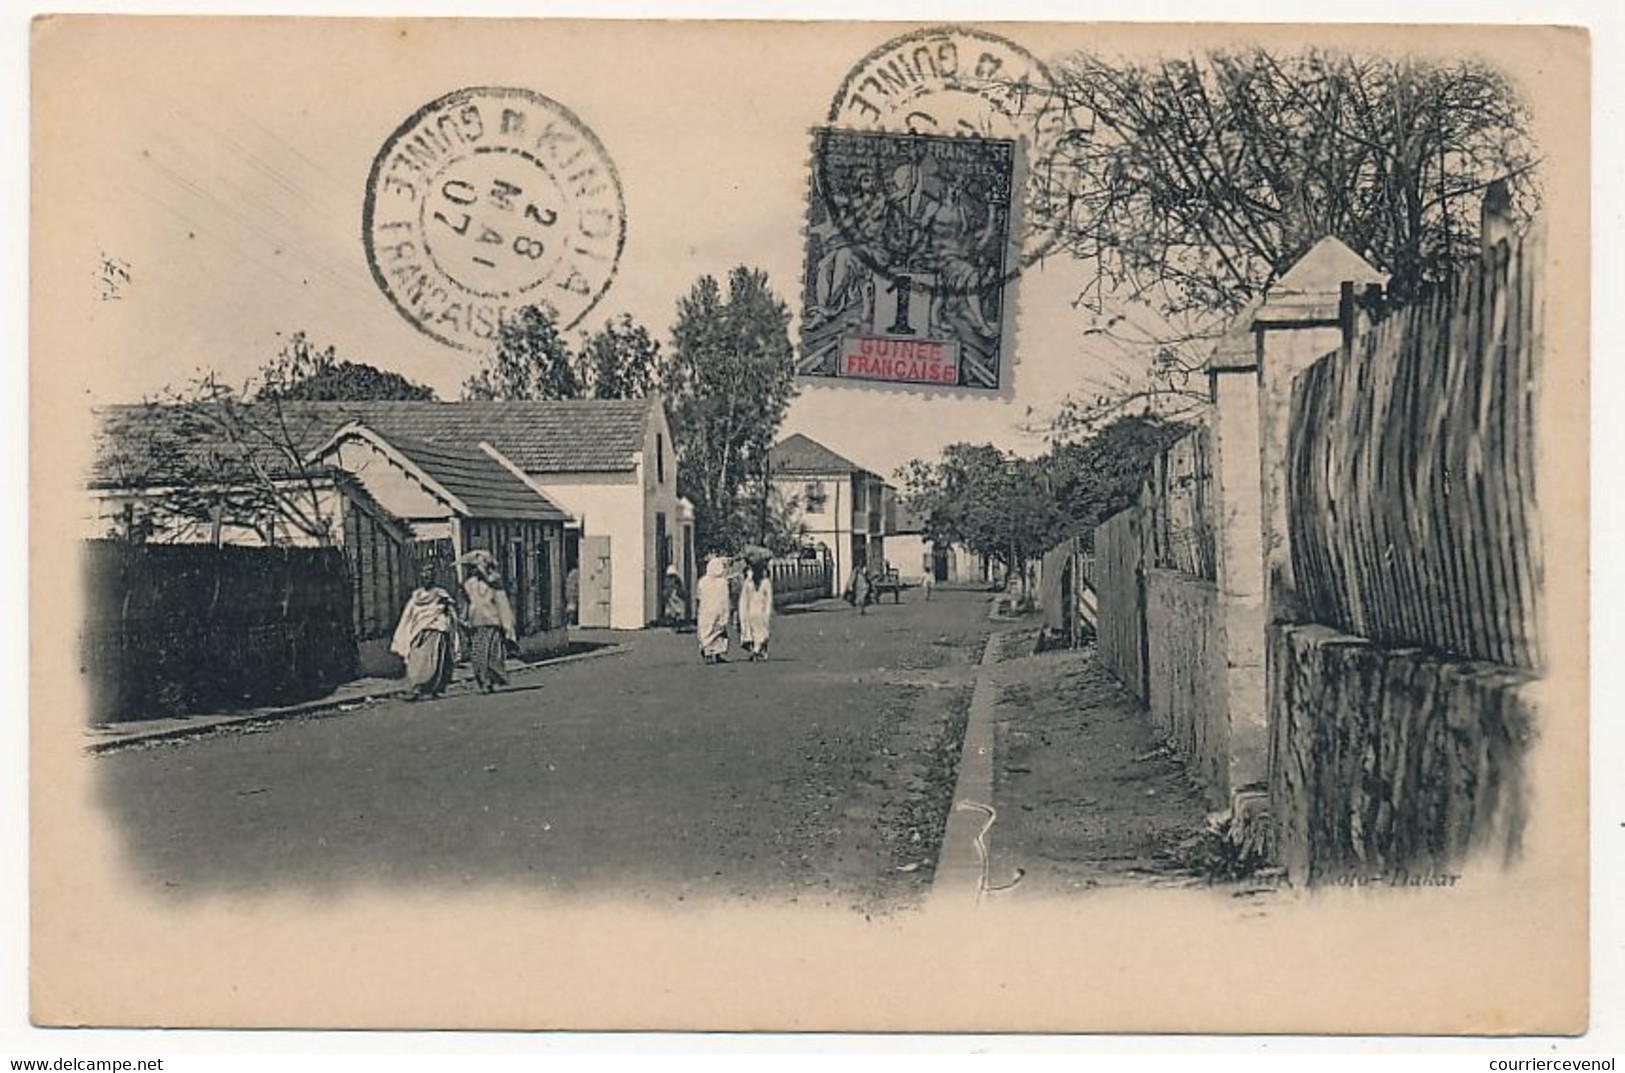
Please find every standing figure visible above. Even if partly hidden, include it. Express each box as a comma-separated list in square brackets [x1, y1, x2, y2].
[850, 563, 874, 616]
[461, 550, 517, 694]
[391, 565, 458, 700]
[695, 557, 731, 664]
[662, 563, 688, 629]
[564, 564, 581, 626]
[738, 560, 774, 661]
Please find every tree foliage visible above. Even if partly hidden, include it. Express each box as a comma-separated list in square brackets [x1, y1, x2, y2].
[462, 305, 580, 400]
[259, 331, 437, 401]
[1026, 48, 1539, 434]
[1047, 415, 1193, 548]
[462, 306, 662, 401]
[577, 313, 662, 399]
[107, 373, 342, 546]
[1039, 49, 1537, 313]
[899, 415, 1191, 575]
[101, 332, 431, 545]
[897, 444, 1066, 580]
[662, 267, 798, 556]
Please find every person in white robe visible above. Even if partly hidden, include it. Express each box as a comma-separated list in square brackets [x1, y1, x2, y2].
[738, 560, 774, 661]
[695, 557, 731, 664]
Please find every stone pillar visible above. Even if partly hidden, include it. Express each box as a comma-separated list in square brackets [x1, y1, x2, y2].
[1209, 361, 1266, 796]
[1206, 237, 1387, 816]
[1253, 238, 1387, 621]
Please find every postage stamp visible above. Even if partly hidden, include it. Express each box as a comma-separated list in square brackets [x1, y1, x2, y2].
[801, 26, 1079, 392]
[362, 86, 626, 353]
[800, 128, 1015, 390]
[826, 25, 1075, 280]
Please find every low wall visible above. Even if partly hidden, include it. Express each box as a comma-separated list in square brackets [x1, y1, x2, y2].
[1144, 569, 1230, 808]
[1269, 623, 1536, 884]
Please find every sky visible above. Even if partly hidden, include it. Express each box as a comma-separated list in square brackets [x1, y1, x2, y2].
[40, 17, 1163, 482]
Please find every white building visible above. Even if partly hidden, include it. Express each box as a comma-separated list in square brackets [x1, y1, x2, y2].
[89, 397, 693, 631]
[314, 398, 691, 630]
[769, 433, 892, 596]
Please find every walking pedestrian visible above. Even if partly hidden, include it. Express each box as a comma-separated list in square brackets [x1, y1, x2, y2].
[391, 565, 458, 700]
[852, 563, 874, 615]
[739, 558, 774, 661]
[460, 549, 517, 693]
[696, 556, 731, 664]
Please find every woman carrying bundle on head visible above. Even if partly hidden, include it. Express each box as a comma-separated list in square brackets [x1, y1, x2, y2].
[460, 549, 517, 694]
[391, 565, 459, 700]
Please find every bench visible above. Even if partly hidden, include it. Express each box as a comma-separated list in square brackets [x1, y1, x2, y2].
[872, 567, 909, 603]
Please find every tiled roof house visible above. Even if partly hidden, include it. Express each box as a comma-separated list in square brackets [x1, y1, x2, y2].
[90, 396, 693, 631]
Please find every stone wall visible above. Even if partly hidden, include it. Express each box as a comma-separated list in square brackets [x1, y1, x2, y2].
[1269, 622, 1536, 884]
[1144, 569, 1230, 808]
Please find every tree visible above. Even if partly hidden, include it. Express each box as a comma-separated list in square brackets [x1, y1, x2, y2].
[98, 332, 431, 546]
[662, 267, 798, 556]
[898, 444, 1067, 592]
[257, 331, 437, 402]
[462, 305, 580, 400]
[1047, 415, 1192, 548]
[1024, 48, 1539, 433]
[736, 483, 808, 557]
[106, 372, 342, 547]
[577, 314, 661, 399]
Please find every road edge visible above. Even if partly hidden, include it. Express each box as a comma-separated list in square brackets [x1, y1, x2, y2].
[84, 641, 630, 754]
[927, 625, 1006, 908]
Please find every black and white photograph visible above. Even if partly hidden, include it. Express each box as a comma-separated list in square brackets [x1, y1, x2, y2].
[26, 14, 1594, 1037]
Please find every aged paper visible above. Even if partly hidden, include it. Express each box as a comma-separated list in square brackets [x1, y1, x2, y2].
[30, 17, 1589, 1032]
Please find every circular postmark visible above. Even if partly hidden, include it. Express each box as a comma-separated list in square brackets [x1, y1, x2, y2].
[816, 25, 1077, 300]
[363, 86, 626, 353]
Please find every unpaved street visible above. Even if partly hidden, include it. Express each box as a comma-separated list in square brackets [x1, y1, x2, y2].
[98, 590, 994, 911]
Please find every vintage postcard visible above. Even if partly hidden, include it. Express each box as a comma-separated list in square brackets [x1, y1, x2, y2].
[30, 17, 1590, 1032]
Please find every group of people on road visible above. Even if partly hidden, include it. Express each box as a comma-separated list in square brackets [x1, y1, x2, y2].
[390, 549, 519, 700]
[693, 554, 775, 665]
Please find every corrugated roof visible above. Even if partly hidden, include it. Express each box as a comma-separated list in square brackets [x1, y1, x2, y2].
[770, 433, 872, 477]
[357, 430, 569, 522]
[90, 398, 656, 487]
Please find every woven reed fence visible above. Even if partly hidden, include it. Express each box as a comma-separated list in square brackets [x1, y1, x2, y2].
[1285, 228, 1545, 671]
[81, 540, 357, 723]
[1094, 507, 1147, 700]
[1143, 425, 1218, 581]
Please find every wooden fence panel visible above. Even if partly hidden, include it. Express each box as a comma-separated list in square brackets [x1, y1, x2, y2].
[1143, 425, 1218, 582]
[1285, 228, 1545, 670]
[1094, 507, 1147, 700]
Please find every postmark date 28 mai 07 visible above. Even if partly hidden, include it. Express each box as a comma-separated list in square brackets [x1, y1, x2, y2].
[364, 86, 626, 353]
